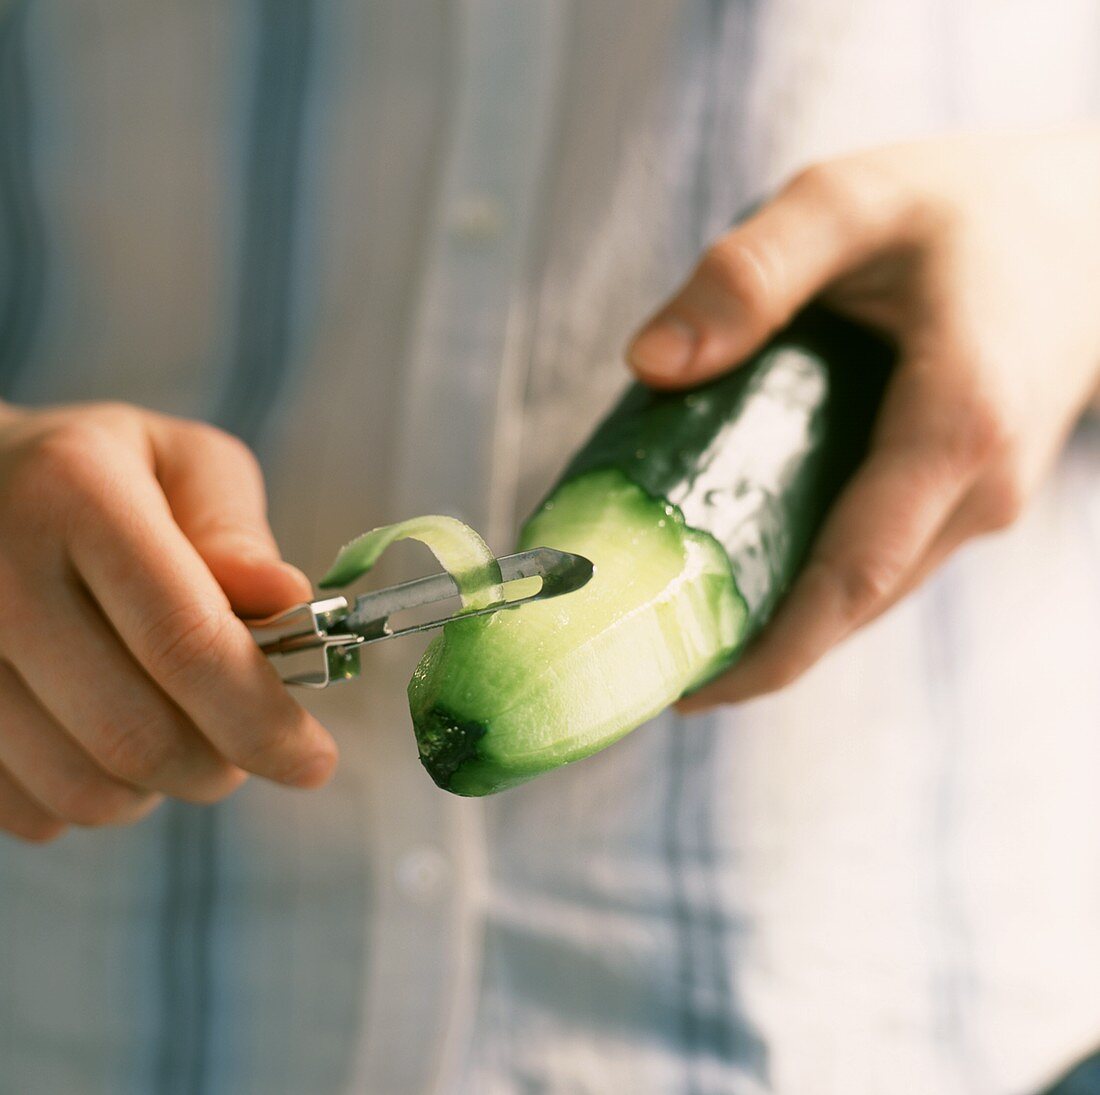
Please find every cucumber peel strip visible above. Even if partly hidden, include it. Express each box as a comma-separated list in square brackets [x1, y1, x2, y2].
[318, 515, 504, 611]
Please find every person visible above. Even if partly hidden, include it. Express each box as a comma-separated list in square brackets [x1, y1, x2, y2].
[1, 2, 1099, 1092]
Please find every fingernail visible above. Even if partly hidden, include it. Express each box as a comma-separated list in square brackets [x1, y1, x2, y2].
[628, 318, 697, 379]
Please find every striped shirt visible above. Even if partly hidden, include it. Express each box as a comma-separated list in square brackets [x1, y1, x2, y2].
[1, 1, 1100, 1092]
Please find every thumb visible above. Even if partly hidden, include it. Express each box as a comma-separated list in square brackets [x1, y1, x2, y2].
[151, 419, 312, 618]
[627, 163, 900, 389]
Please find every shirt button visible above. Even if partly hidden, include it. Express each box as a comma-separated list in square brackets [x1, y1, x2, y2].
[448, 193, 506, 242]
[395, 845, 450, 903]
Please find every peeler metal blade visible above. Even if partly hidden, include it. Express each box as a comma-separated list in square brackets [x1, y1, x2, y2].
[248, 547, 593, 689]
[341, 546, 593, 639]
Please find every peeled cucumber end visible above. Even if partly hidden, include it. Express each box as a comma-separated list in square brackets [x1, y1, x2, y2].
[408, 470, 744, 796]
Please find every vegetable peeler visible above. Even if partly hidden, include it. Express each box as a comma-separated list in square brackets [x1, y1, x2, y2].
[248, 547, 594, 688]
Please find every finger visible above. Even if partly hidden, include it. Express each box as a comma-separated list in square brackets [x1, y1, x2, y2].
[2, 582, 244, 803]
[0, 661, 161, 826]
[66, 441, 337, 788]
[628, 161, 909, 388]
[150, 417, 311, 618]
[857, 464, 1027, 629]
[678, 360, 995, 710]
[0, 763, 66, 844]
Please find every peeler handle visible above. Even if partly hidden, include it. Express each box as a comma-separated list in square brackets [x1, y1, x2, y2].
[247, 597, 363, 688]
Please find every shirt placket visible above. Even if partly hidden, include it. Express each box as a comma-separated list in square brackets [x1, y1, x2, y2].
[348, 2, 565, 1092]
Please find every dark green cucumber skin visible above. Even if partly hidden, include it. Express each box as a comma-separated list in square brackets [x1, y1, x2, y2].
[555, 306, 892, 644]
[416, 307, 891, 792]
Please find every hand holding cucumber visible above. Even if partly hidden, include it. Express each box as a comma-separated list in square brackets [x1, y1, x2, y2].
[629, 128, 1100, 711]
[0, 402, 336, 841]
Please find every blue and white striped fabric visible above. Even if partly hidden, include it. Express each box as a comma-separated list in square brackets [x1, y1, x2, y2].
[1, 2, 1100, 1092]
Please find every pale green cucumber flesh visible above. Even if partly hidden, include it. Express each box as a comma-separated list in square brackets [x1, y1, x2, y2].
[409, 470, 743, 795]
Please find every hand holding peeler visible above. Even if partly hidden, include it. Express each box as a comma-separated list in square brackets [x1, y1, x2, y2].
[248, 547, 593, 688]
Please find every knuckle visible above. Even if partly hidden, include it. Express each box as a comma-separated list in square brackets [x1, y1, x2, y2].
[979, 471, 1027, 532]
[921, 349, 1016, 472]
[9, 424, 118, 513]
[948, 396, 1012, 470]
[787, 155, 936, 246]
[786, 160, 863, 213]
[698, 236, 780, 314]
[816, 554, 899, 622]
[787, 161, 839, 200]
[95, 717, 185, 786]
[142, 601, 233, 686]
[788, 158, 895, 221]
[30, 422, 116, 476]
[844, 559, 899, 618]
[189, 422, 260, 475]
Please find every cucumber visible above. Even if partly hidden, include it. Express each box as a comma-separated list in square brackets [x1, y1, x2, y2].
[320, 515, 504, 609]
[409, 308, 892, 795]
